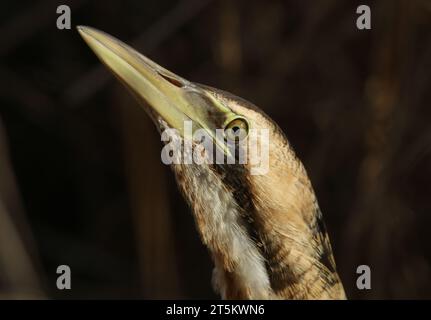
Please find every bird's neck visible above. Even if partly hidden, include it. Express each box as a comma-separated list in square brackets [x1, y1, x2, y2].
[209, 202, 346, 299]
[173, 157, 345, 299]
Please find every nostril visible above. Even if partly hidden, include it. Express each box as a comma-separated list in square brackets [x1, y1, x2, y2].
[158, 72, 184, 88]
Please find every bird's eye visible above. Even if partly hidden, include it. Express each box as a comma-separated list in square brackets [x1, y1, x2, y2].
[224, 118, 249, 141]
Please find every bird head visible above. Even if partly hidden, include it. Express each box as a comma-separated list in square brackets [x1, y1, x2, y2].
[78, 26, 345, 299]
[77, 26, 296, 206]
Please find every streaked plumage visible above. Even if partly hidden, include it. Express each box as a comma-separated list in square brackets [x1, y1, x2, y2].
[78, 26, 346, 299]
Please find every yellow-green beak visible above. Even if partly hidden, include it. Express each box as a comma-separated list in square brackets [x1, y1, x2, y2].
[77, 26, 234, 144]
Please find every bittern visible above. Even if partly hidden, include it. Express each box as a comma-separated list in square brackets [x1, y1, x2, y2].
[78, 26, 346, 300]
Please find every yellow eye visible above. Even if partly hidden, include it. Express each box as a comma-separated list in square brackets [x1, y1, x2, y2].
[224, 118, 249, 141]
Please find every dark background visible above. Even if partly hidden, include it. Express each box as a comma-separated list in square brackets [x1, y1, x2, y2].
[0, 0, 430, 299]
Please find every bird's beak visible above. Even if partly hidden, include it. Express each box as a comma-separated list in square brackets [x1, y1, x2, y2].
[77, 26, 233, 144]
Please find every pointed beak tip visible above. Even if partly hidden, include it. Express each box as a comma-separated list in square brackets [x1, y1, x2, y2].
[76, 26, 102, 41]
[76, 26, 92, 43]
[76, 25, 87, 34]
